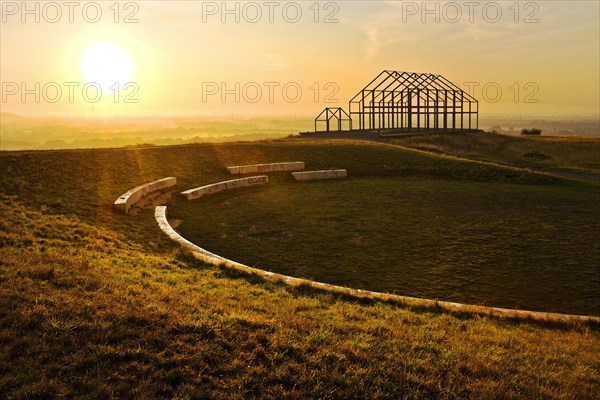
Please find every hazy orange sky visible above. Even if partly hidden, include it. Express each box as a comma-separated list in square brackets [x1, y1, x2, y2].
[1, 0, 599, 118]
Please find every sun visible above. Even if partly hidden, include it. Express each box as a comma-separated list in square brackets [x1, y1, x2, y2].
[79, 40, 135, 88]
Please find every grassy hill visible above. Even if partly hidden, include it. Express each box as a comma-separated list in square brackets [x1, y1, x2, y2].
[390, 131, 600, 175]
[0, 139, 559, 251]
[1, 196, 599, 399]
[1, 138, 599, 398]
[171, 177, 600, 315]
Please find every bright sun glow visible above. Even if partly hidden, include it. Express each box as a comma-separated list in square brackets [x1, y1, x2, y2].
[79, 40, 135, 88]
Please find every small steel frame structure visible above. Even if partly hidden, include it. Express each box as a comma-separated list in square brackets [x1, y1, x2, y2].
[314, 70, 478, 132]
[314, 107, 352, 132]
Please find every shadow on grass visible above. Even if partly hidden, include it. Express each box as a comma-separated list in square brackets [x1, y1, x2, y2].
[213, 263, 272, 287]
[205, 262, 599, 332]
[290, 282, 600, 331]
[164, 242, 600, 332]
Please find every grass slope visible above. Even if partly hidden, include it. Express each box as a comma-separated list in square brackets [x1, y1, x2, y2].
[1, 140, 599, 398]
[0, 140, 556, 248]
[0, 140, 596, 314]
[390, 132, 600, 174]
[1, 196, 599, 399]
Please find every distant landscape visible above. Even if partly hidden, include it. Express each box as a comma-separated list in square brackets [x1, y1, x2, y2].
[0, 113, 310, 150]
[2, 112, 599, 151]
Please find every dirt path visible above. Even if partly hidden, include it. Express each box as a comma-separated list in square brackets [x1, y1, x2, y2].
[522, 168, 600, 182]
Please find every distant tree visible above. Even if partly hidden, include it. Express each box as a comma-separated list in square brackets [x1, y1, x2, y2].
[521, 128, 542, 136]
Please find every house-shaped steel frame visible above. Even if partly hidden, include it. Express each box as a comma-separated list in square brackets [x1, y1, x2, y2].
[315, 70, 478, 132]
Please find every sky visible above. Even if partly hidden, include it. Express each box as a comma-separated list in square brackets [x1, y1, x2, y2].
[1, 0, 599, 118]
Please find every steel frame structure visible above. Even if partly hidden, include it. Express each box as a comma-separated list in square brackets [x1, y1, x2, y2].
[349, 70, 478, 131]
[314, 107, 352, 132]
[314, 70, 478, 132]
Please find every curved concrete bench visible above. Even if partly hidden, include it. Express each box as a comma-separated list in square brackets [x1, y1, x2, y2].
[155, 205, 599, 324]
[114, 177, 177, 214]
[227, 161, 305, 175]
[181, 176, 268, 200]
[292, 169, 347, 181]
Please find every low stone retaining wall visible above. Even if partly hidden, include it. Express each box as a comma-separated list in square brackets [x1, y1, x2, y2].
[155, 205, 598, 324]
[156, 206, 231, 264]
[114, 177, 177, 214]
[292, 169, 347, 181]
[181, 176, 269, 200]
[227, 161, 305, 175]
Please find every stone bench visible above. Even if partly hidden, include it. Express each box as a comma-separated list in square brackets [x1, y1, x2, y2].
[227, 161, 305, 175]
[292, 169, 347, 181]
[113, 177, 177, 214]
[181, 175, 269, 200]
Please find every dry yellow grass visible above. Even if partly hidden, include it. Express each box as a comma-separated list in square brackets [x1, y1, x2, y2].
[1, 195, 599, 399]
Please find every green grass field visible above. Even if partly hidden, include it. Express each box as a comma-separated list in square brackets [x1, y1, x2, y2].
[170, 177, 600, 316]
[1, 136, 599, 398]
[1, 139, 597, 315]
[0, 139, 558, 243]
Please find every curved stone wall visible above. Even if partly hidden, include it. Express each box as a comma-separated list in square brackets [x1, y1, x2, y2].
[114, 177, 177, 214]
[155, 204, 598, 324]
[292, 169, 347, 181]
[227, 161, 305, 175]
[181, 176, 268, 200]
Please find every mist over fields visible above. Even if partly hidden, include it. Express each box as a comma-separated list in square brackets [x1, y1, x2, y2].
[0, 113, 310, 150]
[1, 112, 599, 151]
